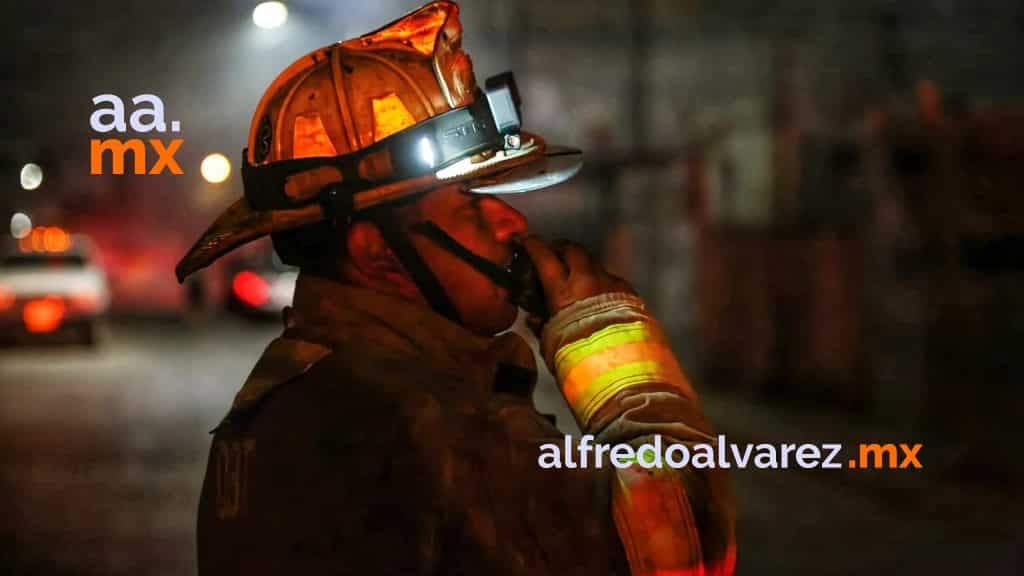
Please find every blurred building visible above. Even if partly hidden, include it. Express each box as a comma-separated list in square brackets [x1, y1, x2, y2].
[459, 0, 1024, 492]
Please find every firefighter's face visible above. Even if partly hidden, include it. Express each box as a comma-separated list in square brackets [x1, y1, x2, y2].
[342, 184, 528, 332]
[340, 184, 528, 335]
[408, 184, 529, 335]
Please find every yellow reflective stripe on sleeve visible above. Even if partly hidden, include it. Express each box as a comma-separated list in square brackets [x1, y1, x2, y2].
[557, 323, 688, 427]
[554, 321, 652, 377]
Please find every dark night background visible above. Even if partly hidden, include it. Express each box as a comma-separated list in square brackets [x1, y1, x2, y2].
[2, 1, 1022, 574]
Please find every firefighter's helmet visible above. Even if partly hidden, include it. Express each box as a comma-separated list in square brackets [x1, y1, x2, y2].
[175, 1, 581, 319]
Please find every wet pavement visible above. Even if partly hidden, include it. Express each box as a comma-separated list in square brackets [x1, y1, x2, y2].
[0, 318, 276, 575]
[0, 318, 1018, 575]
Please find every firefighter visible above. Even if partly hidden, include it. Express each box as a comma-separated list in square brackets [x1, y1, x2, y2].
[176, 2, 735, 574]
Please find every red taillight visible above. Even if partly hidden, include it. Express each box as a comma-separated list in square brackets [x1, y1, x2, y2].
[23, 297, 65, 333]
[232, 270, 270, 308]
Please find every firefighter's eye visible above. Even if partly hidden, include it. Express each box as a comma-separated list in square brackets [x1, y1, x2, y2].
[452, 193, 480, 218]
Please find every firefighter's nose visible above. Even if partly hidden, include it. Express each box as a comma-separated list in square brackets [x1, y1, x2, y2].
[481, 196, 529, 243]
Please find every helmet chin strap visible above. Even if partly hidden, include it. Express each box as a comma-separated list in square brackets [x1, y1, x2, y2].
[370, 211, 461, 324]
[370, 216, 539, 325]
[409, 220, 550, 319]
[407, 221, 517, 290]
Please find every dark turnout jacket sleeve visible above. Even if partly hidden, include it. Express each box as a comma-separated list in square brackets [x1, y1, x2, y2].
[540, 292, 736, 576]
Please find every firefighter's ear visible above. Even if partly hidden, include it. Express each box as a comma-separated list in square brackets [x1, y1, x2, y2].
[342, 221, 422, 300]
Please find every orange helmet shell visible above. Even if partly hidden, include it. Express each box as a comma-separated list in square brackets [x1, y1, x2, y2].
[246, 1, 476, 167]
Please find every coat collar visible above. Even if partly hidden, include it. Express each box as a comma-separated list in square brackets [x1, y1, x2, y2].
[228, 272, 537, 416]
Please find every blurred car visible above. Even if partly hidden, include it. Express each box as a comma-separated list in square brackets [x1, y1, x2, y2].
[0, 228, 110, 345]
[225, 249, 297, 318]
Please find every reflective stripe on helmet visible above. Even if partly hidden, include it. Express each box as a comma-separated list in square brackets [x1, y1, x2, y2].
[293, 115, 339, 159]
[371, 93, 418, 142]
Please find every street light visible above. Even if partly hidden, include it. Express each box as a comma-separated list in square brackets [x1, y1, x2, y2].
[201, 153, 232, 184]
[20, 163, 43, 190]
[253, 2, 288, 29]
[9, 212, 31, 239]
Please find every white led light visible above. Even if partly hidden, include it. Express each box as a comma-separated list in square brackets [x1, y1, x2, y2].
[418, 137, 436, 168]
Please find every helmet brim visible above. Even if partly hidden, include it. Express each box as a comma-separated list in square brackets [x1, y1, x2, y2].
[175, 132, 581, 283]
[467, 146, 582, 194]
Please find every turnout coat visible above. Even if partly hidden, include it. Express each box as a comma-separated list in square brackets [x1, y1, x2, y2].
[197, 273, 735, 575]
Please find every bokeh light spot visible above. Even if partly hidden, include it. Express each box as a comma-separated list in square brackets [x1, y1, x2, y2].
[200, 153, 232, 184]
[253, 2, 288, 29]
[20, 163, 43, 190]
[10, 212, 32, 239]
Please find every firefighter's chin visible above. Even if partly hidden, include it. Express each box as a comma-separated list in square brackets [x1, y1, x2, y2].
[493, 296, 520, 335]
[459, 283, 518, 337]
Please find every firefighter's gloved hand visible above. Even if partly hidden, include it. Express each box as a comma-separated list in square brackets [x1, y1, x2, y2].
[521, 236, 634, 317]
